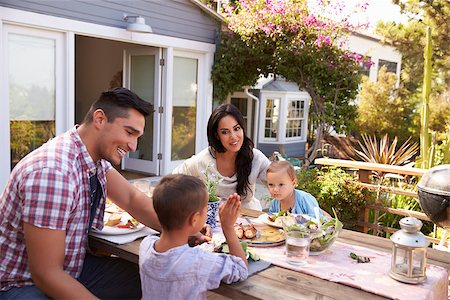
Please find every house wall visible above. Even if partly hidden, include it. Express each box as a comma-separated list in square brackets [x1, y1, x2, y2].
[258, 142, 306, 158]
[346, 33, 402, 83]
[0, 0, 218, 44]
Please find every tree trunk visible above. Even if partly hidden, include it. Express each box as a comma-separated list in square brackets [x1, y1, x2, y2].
[303, 123, 325, 169]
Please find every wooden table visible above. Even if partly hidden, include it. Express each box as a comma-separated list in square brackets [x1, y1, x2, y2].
[89, 208, 449, 300]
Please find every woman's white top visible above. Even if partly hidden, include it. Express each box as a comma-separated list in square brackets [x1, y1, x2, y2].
[173, 147, 270, 210]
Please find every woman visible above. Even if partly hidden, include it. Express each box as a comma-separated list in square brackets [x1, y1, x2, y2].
[173, 103, 270, 210]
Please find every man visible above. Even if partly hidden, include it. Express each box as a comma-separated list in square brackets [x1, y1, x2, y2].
[0, 88, 184, 299]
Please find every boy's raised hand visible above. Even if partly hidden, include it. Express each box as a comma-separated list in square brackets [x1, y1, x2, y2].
[219, 193, 241, 230]
[219, 193, 248, 267]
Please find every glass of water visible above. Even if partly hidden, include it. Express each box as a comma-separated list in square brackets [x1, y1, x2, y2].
[286, 231, 310, 266]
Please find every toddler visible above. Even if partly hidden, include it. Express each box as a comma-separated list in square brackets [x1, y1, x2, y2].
[139, 174, 248, 300]
[266, 161, 322, 217]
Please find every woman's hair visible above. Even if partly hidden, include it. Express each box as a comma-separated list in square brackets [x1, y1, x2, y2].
[207, 103, 254, 197]
[152, 174, 208, 230]
[267, 161, 297, 183]
[83, 87, 153, 124]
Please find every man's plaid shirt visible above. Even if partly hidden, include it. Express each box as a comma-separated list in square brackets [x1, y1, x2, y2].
[0, 126, 111, 291]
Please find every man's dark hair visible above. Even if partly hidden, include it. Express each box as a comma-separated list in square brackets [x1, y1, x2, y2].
[153, 174, 208, 230]
[83, 87, 152, 123]
[207, 103, 254, 197]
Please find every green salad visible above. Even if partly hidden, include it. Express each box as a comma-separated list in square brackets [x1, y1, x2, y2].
[285, 208, 343, 254]
[215, 241, 260, 261]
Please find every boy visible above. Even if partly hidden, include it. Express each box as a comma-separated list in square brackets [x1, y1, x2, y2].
[139, 174, 248, 300]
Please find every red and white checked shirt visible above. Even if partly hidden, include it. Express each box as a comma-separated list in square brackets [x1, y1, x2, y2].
[0, 126, 111, 291]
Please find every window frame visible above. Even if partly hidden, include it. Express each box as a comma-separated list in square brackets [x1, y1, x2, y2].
[259, 91, 310, 144]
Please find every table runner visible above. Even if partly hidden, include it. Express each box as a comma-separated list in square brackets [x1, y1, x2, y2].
[251, 241, 448, 300]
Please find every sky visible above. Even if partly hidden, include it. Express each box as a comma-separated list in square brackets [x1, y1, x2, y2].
[309, 0, 409, 32]
[348, 0, 409, 30]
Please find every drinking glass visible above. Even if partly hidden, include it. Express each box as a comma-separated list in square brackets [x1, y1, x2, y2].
[286, 231, 310, 266]
[133, 179, 151, 195]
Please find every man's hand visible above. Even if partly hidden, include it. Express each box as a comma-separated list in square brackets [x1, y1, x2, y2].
[188, 224, 212, 247]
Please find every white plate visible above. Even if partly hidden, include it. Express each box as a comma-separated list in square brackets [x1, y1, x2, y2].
[258, 213, 312, 228]
[92, 212, 145, 235]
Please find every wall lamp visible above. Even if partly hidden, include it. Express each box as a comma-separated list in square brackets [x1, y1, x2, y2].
[123, 14, 153, 33]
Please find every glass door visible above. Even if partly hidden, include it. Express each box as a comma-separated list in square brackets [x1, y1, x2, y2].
[122, 48, 161, 175]
[1, 25, 67, 189]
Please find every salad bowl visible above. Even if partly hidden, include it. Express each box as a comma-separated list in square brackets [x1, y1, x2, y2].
[284, 209, 343, 255]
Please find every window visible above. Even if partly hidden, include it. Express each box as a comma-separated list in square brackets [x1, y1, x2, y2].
[260, 92, 309, 143]
[286, 100, 306, 138]
[264, 98, 280, 139]
[231, 97, 249, 129]
[171, 56, 198, 160]
[378, 59, 397, 74]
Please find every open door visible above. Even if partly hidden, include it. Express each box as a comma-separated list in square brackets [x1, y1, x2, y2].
[122, 48, 161, 175]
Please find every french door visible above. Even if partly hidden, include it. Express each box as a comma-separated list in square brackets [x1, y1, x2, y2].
[122, 48, 161, 175]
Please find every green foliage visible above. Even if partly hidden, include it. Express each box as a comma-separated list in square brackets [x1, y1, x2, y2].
[10, 120, 55, 166]
[356, 68, 418, 144]
[375, 0, 450, 141]
[374, 193, 434, 238]
[295, 168, 322, 199]
[212, 31, 271, 102]
[376, 0, 449, 93]
[296, 168, 373, 225]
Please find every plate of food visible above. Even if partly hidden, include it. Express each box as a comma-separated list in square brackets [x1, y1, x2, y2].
[258, 211, 307, 228]
[93, 211, 145, 235]
[234, 223, 285, 247]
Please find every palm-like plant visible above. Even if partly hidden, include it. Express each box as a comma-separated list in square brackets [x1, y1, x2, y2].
[353, 134, 419, 235]
[354, 134, 419, 168]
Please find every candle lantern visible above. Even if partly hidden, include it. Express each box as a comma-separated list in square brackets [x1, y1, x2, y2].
[389, 217, 430, 284]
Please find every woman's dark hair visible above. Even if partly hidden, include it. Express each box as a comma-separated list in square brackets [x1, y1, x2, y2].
[153, 174, 207, 230]
[83, 87, 153, 124]
[207, 103, 254, 197]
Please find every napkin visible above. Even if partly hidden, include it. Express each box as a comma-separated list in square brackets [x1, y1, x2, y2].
[90, 227, 159, 244]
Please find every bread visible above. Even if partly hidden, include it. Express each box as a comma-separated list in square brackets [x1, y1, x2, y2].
[105, 213, 122, 226]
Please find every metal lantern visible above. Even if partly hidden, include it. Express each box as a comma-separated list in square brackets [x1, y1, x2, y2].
[389, 217, 430, 284]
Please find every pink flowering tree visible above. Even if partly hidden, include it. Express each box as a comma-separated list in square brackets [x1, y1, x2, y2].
[212, 0, 371, 167]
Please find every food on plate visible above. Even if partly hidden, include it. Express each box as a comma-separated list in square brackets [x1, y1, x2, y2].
[104, 212, 141, 229]
[266, 211, 297, 228]
[274, 215, 296, 227]
[117, 219, 137, 229]
[214, 241, 260, 261]
[243, 224, 257, 239]
[257, 228, 284, 242]
[235, 223, 258, 239]
[105, 213, 122, 226]
[234, 224, 244, 239]
[267, 210, 288, 222]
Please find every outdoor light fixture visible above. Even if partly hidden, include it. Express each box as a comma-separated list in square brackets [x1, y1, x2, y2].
[389, 217, 429, 284]
[123, 14, 152, 33]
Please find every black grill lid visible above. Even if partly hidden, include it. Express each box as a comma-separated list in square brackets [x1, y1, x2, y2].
[417, 164, 450, 197]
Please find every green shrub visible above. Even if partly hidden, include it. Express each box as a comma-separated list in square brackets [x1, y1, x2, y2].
[296, 168, 322, 199]
[297, 167, 374, 227]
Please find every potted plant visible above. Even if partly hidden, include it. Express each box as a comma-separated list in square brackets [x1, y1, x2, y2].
[204, 163, 221, 228]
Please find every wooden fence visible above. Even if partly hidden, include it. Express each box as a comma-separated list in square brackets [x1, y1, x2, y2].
[314, 158, 447, 247]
